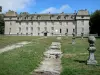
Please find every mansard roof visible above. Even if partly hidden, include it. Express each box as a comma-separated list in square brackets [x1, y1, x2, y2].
[4, 9, 90, 20]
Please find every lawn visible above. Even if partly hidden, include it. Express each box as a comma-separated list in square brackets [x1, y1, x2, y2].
[0, 36, 40, 48]
[0, 36, 100, 75]
[0, 36, 57, 75]
[60, 37, 100, 75]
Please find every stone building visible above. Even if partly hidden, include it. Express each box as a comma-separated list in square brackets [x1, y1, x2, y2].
[4, 10, 90, 36]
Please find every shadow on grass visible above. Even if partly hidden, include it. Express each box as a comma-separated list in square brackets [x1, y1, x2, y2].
[74, 60, 86, 64]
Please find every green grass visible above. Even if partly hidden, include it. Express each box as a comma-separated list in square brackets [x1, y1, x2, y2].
[60, 37, 100, 75]
[0, 36, 40, 48]
[0, 36, 57, 75]
[0, 36, 100, 75]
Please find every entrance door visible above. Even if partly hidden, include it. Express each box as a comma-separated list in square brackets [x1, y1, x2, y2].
[44, 33, 47, 36]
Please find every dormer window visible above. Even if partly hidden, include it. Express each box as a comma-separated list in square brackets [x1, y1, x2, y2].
[31, 16, 34, 20]
[64, 15, 68, 19]
[81, 16, 84, 18]
[57, 16, 61, 20]
[37, 15, 41, 20]
[17, 17, 19, 20]
[25, 17, 26, 19]
[71, 15, 74, 19]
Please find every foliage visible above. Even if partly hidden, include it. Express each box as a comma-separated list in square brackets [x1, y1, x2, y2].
[89, 10, 100, 36]
[0, 14, 4, 34]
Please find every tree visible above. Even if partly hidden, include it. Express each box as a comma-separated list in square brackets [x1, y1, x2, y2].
[89, 10, 100, 36]
[0, 14, 4, 34]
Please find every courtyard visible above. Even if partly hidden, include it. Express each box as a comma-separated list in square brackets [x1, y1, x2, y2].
[0, 36, 100, 75]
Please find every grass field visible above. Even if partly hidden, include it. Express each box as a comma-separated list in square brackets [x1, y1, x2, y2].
[60, 37, 100, 75]
[0, 36, 40, 48]
[0, 36, 57, 75]
[0, 36, 100, 75]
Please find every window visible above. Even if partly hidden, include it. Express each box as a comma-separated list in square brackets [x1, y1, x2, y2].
[51, 33, 53, 35]
[26, 27, 28, 31]
[82, 20, 84, 25]
[73, 29, 75, 32]
[9, 28, 11, 34]
[66, 28, 68, 33]
[45, 22, 47, 25]
[26, 22, 28, 25]
[31, 22, 33, 25]
[37, 27, 40, 31]
[19, 27, 21, 32]
[19, 22, 21, 25]
[81, 16, 84, 18]
[10, 22, 12, 25]
[59, 22, 62, 25]
[26, 33, 28, 35]
[60, 29, 62, 33]
[66, 22, 68, 25]
[38, 33, 40, 35]
[17, 17, 19, 20]
[57, 16, 61, 20]
[21, 33, 23, 35]
[10, 17, 11, 20]
[52, 21, 54, 25]
[31, 27, 33, 31]
[51, 27, 54, 30]
[38, 21, 40, 25]
[82, 27, 84, 32]
[31, 33, 33, 35]
[44, 27, 47, 31]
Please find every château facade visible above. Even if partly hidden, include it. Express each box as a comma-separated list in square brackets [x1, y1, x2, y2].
[4, 10, 90, 36]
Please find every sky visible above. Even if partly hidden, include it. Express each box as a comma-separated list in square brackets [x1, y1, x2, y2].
[0, 0, 100, 14]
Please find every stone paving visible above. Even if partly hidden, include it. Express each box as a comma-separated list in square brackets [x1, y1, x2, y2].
[33, 42, 62, 75]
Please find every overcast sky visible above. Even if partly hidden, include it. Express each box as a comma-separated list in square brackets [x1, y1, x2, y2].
[0, 0, 100, 14]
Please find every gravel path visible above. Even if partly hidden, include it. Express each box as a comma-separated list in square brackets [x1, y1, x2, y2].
[0, 41, 31, 54]
[33, 42, 62, 75]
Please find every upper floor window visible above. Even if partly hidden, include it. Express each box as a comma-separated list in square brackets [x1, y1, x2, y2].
[31, 22, 33, 25]
[44, 27, 47, 31]
[10, 22, 12, 25]
[82, 20, 84, 25]
[66, 22, 68, 25]
[38, 21, 40, 25]
[26, 22, 28, 25]
[26, 27, 28, 31]
[52, 21, 54, 25]
[31, 27, 33, 31]
[82, 27, 84, 32]
[51, 27, 54, 30]
[19, 27, 21, 32]
[37, 27, 40, 31]
[59, 22, 62, 25]
[10, 17, 11, 20]
[19, 22, 21, 25]
[45, 22, 47, 25]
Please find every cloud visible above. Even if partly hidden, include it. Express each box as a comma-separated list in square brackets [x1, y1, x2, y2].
[0, 0, 36, 12]
[40, 4, 72, 13]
